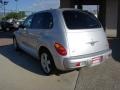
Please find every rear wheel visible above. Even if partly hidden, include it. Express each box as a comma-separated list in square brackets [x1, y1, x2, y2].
[13, 37, 19, 51]
[40, 49, 56, 75]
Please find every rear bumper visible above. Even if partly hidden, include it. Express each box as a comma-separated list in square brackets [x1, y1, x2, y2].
[63, 49, 112, 70]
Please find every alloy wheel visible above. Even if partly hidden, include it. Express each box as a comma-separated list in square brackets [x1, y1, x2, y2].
[41, 53, 52, 74]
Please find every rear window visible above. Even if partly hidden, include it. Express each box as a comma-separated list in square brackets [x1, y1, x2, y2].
[63, 11, 101, 29]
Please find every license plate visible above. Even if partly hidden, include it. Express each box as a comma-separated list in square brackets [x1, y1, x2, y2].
[91, 56, 102, 66]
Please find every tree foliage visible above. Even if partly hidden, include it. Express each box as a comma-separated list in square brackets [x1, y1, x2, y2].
[2, 11, 26, 20]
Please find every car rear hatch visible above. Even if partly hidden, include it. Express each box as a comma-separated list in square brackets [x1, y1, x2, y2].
[62, 10, 109, 56]
[66, 29, 109, 56]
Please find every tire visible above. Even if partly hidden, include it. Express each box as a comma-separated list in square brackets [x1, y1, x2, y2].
[13, 37, 20, 51]
[40, 49, 56, 75]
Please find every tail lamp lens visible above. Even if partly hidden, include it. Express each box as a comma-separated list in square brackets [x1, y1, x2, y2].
[76, 62, 80, 67]
[54, 43, 67, 56]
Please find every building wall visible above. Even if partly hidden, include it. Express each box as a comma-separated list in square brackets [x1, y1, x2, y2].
[60, 0, 119, 37]
[117, 1, 120, 37]
[60, 0, 71, 8]
[105, 0, 118, 37]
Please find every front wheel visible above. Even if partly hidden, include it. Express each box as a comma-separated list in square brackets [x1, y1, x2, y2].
[40, 49, 56, 75]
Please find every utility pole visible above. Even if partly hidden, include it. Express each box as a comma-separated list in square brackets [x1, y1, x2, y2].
[15, 0, 18, 12]
[3, 1, 8, 17]
[0, 0, 8, 17]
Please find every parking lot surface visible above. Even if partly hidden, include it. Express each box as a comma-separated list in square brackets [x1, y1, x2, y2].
[75, 57, 120, 90]
[0, 32, 120, 90]
[75, 38, 120, 90]
[0, 32, 78, 90]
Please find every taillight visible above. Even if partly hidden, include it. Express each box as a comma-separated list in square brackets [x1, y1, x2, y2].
[54, 43, 67, 56]
[75, 62, 80, 67]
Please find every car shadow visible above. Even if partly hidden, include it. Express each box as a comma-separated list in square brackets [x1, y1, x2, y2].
[0, 44, 46, 76]
[109, 38, 120, 62]
[0, 44, 74, 76]
[0, 31, 14, 38]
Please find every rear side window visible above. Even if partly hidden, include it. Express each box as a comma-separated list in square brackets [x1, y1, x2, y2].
[31, 12, 53, 29]
[63, 11, 101, 29]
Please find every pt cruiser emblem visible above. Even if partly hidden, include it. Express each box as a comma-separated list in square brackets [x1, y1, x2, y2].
[87, 40, 99, 46]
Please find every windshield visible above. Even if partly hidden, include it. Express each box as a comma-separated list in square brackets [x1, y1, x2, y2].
[63, 10, 101, 29]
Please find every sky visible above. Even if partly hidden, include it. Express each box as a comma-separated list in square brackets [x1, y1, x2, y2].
[5, 0, 60, 12]
[2, 0, 97, 15]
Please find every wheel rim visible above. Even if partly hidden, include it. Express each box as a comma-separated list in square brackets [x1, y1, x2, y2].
[13, 38, 17, 49]
[41, 53, 51, 74]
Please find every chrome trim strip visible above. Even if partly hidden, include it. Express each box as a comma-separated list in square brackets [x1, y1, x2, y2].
[65, 49, 112, 60]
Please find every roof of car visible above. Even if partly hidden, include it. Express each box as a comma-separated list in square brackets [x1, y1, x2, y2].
[31, 8, 93, 17]
[36, 8, 84, 13]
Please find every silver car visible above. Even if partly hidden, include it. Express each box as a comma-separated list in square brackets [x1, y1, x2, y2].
[13, 8, 112, 75]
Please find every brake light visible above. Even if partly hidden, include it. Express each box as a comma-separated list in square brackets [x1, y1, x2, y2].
[76, 62, 80, 66]
[54, 43, 67, 56]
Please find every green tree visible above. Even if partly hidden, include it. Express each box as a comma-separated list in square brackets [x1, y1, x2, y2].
[2, 11, 26, 20]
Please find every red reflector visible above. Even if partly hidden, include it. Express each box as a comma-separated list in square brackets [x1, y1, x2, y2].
[76, 62, 80, 66]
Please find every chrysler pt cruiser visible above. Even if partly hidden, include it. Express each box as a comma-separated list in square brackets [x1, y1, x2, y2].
[13, 9, 112, 75]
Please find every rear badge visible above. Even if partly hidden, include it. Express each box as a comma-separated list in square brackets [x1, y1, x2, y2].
[87, 39, 99, 46]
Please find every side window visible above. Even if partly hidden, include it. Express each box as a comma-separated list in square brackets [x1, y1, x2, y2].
[31, 12, 53, 29]
[23, 15, 33, 28]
